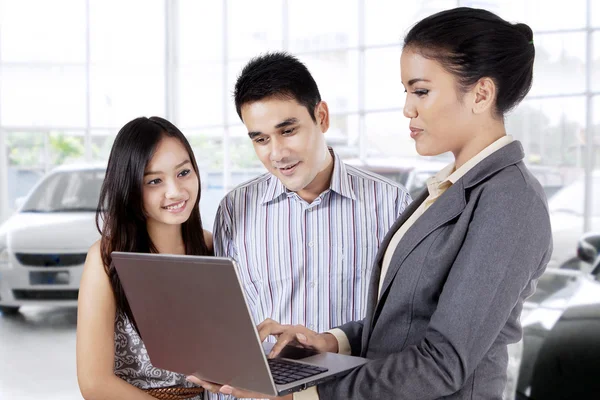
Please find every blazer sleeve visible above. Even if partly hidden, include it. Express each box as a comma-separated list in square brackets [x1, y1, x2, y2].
[336, 319, 365, 356]
[316, 183, 553, 400]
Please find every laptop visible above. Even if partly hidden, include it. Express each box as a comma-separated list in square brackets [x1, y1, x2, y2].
[111, 252, 368, 396]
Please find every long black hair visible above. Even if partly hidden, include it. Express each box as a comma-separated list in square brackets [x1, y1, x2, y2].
[96, 116, 210, 329]
[404, 7, 535, 117]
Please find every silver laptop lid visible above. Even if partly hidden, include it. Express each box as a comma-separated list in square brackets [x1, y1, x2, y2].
[112, 252, 278, 396]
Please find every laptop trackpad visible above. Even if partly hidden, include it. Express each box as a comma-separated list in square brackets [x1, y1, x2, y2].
[262, 343, 319, 360]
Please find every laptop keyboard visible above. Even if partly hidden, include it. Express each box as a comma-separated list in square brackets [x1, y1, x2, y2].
[268, 358, 329, 385]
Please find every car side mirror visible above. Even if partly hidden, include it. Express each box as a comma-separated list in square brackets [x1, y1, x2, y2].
[577, 233, 600, 275]
[577, 238, 597, 264]
[14, 197, 26, 209]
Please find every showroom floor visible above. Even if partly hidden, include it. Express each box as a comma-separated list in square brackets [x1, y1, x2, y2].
[0, 306, 81, 399]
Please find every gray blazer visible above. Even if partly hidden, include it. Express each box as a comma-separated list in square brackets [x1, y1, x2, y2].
[317, 141, 552, 399]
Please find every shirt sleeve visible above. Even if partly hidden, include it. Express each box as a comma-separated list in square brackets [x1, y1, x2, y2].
[325, 328, 351, 355]
[397, 185, 412, 218]
[212, 196, 239, 260]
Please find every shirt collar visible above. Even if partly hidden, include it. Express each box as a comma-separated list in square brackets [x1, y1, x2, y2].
[426, 135, 514, 193]
[426, 163, 455, 196]
[260, 147, 356, 205]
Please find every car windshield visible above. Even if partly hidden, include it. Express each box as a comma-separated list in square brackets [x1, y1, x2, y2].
[548, 177, 600, 217]
[21, 170, 105, 213]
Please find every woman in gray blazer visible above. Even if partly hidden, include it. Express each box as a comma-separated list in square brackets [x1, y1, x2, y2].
[192, 7, 552, 400]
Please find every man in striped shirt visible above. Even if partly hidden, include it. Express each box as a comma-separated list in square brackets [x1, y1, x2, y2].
[213, 52, 411, 353]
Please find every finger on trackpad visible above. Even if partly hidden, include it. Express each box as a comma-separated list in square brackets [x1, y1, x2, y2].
[276, 345, 319, 360]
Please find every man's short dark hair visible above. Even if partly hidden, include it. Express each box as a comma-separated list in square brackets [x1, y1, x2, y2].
[234, 52, 322, 123]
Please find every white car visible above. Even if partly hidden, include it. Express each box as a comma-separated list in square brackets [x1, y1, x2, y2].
[547, 172, 600, 271]
[0, 164, 104, 314]
[515, 232, 600, 398]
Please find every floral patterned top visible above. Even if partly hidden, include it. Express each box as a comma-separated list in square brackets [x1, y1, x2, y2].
[113, 309, 203, 399]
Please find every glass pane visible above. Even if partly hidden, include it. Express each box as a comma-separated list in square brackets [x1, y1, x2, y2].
[178, 63, 224, 128]
[227, 59, 251, 124]
[507, 97, 586, 170]
[187, 127, 266, 231]
[489, 0, 587, 31]
[6, 132, 46, 169]
[302, 51, 360, 114]
[6, 167, 45, 212]
[593, 0, 600, 28]
[530, 32, 586, 96]
[228, 125, 265, 170]
[227, 0, 283, 60]
[326, 114, 360, 159]
[1, 66, 86, 127]
[90, 0, 164, 64]
[179, 0, 223, 63]
[5, 132, 46, 210]
[365, 0, 457, 46]
[595, 96, 600, 137]
[0, 0, 86, 63]
[594, 96, 600, 168]
[365, 111, 416, 158]
[593, 32, 600, 93]
[5, 131, 87, 212]
[549, 178, 600, 217]
[90, 130, 117, 162]
[540, 96, 599, 271]
[47, 131, 86, 166]
[365, 46, 403, 111]
[90, 65, 165, 128]
[288, 0, 359, 52]
[187, 128, 226, 171]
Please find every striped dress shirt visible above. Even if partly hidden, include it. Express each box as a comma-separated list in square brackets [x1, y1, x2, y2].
[212, 149, 411, 337]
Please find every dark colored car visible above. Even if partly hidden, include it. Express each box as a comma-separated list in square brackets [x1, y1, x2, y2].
[516, 232, 600, 399]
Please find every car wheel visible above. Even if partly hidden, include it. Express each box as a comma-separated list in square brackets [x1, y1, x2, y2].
[0, 306, 20, 315]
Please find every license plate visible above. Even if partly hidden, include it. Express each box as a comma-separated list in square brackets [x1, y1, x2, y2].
[29, 271, 70, 285]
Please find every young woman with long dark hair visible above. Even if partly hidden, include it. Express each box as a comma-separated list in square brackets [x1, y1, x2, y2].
[77, 116, 212, 400]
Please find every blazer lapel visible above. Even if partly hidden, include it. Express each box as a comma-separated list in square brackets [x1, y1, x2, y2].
[360, 189, 428, 355]
[369, 188, 429, 297]
[378, 181, 466, 299]
[360, 141, 526, 355]
[375, 190, 429, 269]
[367, 180, 467, 344]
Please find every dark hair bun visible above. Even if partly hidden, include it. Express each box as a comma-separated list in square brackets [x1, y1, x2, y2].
[403, 7, 535, 116]
[513, 23, 533, 42]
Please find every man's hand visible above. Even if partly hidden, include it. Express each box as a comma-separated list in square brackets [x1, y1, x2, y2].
[185, 376, 291, 399]
[257, 318, 339, 359]
[185, 319, 338, 398]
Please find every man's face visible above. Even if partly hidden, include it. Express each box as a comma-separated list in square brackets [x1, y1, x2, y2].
[241, 97, 330, 195]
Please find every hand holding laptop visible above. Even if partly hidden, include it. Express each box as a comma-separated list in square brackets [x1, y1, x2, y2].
[186, 319, 339, 398]
[185, 376, 287, 399]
